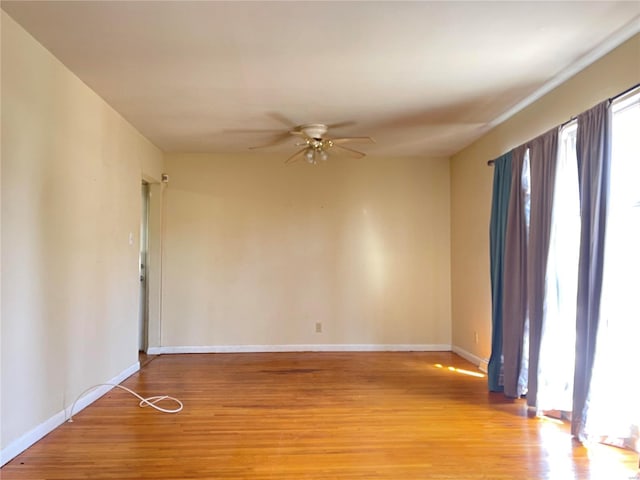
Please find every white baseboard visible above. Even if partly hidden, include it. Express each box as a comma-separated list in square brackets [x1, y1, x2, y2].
[451, 345, 489, 372]
[0, 362, 140, 467]
[147, 344, 452, 354]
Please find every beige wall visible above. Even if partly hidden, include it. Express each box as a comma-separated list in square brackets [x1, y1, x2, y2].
[1, 12, 163, 451]
[450, 33, 640, 364]
[161, 153, 451, 348]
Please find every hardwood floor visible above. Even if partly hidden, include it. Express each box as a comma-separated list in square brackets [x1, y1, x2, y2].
[2, 352, 638, 479]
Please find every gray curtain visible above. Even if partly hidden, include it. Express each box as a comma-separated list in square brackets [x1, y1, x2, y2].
[501, 145, 528, 398]
[526, 129, 559, 409]
[572, 101, 610, 438]
[488, 152, 513, 392]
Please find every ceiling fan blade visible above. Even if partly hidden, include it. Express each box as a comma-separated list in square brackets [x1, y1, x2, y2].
[248, 132, 293, 149]
[333, 144, 366, 159]
[285, 147, 307, 164]
[326, 120, 356, 130]
[225, 128, 284, 134]
[267, 112, 299, 129]
[331, 136, 375, 144]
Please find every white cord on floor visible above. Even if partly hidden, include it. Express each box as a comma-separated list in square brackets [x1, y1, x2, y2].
[67, 383, 183, 422]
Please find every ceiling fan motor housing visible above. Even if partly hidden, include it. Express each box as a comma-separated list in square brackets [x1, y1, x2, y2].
[300, 123, 328, 140]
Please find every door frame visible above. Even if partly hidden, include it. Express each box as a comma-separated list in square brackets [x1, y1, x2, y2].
[140, 177, 164, 352]
[138, 181, 150, 352]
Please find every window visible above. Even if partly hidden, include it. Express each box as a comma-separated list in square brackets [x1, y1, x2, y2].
[585, 90, 640, 451]
[537, 121, 580, 415]
[490, 87, 640, 453]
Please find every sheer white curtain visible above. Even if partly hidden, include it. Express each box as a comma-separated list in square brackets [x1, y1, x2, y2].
[584, 92, 640, 451]
[536, 123, 580, 414]
[518, 149, 531, 398]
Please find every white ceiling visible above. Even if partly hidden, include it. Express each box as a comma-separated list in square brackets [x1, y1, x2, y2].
[3, 1, 639, 158]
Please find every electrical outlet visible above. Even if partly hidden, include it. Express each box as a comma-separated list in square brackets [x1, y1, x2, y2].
[474, 331, 479, 344]
[315, 322, 322, 333]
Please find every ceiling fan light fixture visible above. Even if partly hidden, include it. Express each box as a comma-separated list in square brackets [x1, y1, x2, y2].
[305, 148, 316, 163]
[304, 144, 330, 164]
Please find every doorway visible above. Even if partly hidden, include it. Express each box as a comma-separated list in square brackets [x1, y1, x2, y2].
[138, 181, 150, 352]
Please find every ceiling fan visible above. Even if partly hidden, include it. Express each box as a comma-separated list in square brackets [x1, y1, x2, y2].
[246, 116, 374, 164]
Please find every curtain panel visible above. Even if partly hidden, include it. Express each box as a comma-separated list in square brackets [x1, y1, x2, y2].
[572, 101, 611, 439]
[526, 129, 559, 409]
[501, 145, 528, 398]
[488, 152, 513, 392]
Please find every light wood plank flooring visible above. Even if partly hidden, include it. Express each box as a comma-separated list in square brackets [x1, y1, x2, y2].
[2, 352, 638, 479]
